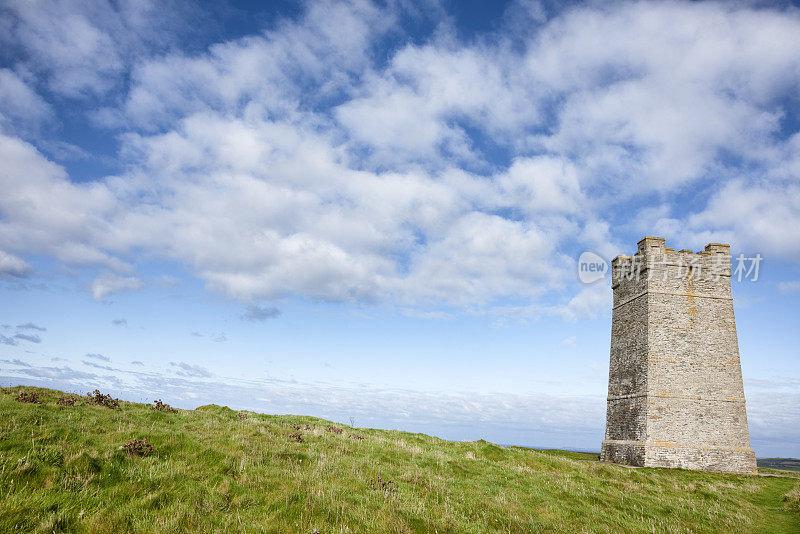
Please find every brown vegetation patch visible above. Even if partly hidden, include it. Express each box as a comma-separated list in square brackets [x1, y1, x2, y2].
[56, 394, 77, 406]
[325, 426, 343, 434]
[289, 432, 304, 443]
[151, 399, 177, 413]
[14, 391, 40, 404]
[349, 434, 365, 440]
[370, 474, 397, 494]
[86, 389, 120, 409]
[121, 438, 154, 457]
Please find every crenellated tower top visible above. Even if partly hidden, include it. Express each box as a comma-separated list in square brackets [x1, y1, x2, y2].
[611, 237, 732, 289]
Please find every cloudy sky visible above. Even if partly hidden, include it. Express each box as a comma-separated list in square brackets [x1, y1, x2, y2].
[1, 0, 799, 457]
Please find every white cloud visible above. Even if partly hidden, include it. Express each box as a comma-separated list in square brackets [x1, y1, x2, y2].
[211, 332, 226, 343]
[90, 273, 143, 301]
[0, 0, 799, 315]
[497, 156, 584, 215]
[2, 1, 122, 96]
[0, 0, 201, 98]
[121, 0, 393, 130]
[685, 180, 800, 260]
[0, 68, 51, 131]
[242, 305, 282, 322]
[0, 133, 124, 270]
[335, 41, 538, 169]
[778, 281, 800, 294]
[551, 283, 612, 322]
[82, 359, 116, 371]
[16, 365, 98, 381]
[104, 111, 581, 306]
[0, 250, 32, 278]
[14, 333, 41, 343]
[170, 361, 213, 378]
[17, 322, 45, 331]
[523, 1, 800, 188]
[401, 212, 571, 305]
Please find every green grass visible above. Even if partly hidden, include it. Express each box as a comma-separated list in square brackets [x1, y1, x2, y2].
[0, 386, 798, 533]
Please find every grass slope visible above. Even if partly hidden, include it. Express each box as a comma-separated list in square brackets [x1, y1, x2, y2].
[0, 386, 798, 533]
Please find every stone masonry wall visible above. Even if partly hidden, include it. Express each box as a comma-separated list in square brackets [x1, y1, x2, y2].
[600, 237, 757, 474]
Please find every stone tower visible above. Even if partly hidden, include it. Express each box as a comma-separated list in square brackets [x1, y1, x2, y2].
[600, 236, 756, 473]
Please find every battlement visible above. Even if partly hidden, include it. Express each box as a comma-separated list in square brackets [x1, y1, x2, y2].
[613, 237, 730, 262]
[611, 237, 732, 286]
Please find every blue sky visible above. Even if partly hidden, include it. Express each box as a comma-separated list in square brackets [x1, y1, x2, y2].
[1, 0, 799, 457]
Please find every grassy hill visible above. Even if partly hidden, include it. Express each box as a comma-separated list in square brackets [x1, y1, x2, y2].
[759, 459, 800, 473]
[0, 385, 798, 533]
